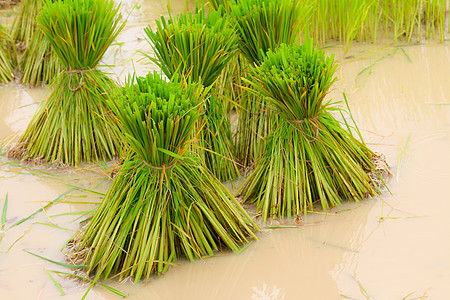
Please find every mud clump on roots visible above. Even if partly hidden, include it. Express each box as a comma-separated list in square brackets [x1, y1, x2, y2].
[367, 152, 391, 189]
[7, 143, 70, 168]
[0, 0, 20, 9]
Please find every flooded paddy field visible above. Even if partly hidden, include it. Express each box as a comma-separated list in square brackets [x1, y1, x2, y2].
[1, 1, 450, 299]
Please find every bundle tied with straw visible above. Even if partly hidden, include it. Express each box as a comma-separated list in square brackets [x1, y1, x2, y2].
[144, 6, 240, 182]
[8, 0, 125, 165]
[10, 0, 42, 48]
[228, 0, 307, 166]
[10, 0, 63, 85]
[0, 24, 16, 83]
[69, 72, 258, 282]
[238, 41, 387, 221]
[20, 29, 63, 86]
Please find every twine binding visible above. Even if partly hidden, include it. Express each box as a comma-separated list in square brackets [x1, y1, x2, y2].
[142, 160, 177, 171]
[288, 116, 320, 142]
[67, 68, 95, 92]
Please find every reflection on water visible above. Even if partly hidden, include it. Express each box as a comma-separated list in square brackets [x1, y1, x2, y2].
[0, 1, 450, 298]
[251, 283, 286, 300]
[0, 85, 47, 140]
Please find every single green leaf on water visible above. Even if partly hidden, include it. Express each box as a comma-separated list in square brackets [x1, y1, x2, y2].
[7, 189, 75, 231]
[25, 250, 89, 269]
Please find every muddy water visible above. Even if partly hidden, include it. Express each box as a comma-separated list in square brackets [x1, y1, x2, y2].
[1, 2, 450, 299]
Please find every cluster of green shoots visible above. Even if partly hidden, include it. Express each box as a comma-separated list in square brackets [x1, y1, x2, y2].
[228, 0, 305, 165]
[145, 7, 237, 87]
[0, 25, 16, 83]
[75, 73, 258, 281]
[10, 0, 63, 85]
[238, 41, 379, 220]
[212, 0, 449, 49]
[8, 0, 124, 165]
[144, 6, 240, 181]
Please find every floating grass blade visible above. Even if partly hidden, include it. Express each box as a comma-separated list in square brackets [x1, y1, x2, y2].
[7, 189, 74, 231]
[45, 269, 65, 296]
[25, 250, 89, 269]
[0, 194, 8, 242]
[238, 41, 388, 220]
[8, 0, 125, 165]
[69, 72, 258, 281]
[50, 271, 127, 298]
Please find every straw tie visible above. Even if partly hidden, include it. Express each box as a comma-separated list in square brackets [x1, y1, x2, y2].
[142, 160, 177, 171]
[67, 68, 95, 92]
[288, 116, 321, 142]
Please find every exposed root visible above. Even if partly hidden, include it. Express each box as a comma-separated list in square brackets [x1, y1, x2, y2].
[6, 143, 70, 169]
[0, 0, 20, 9]
[109, 155, 123, 179]
[6, 143, 28, 160]
[367, 152, 391, 189]
[15, 41, 27, 53]
[64, 227, 91, 279]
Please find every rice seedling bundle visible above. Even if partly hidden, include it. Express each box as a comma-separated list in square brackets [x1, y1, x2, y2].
[229, 0, 303, 66]
[228, 0, 306, 166]
[0, 24, 16, 83]
[145, 7, 237, 87]
[71, 73, 258, 281]
[20, 30, 63, 86]
[144, 7, 240, 181]
[10, 0, 42, 47]
[8, 0, 124, 165]
[238, 41, 384, 221]
[10, 0, 63, 85]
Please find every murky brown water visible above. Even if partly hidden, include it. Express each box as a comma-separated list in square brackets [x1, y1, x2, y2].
[1, 1, 450, 299]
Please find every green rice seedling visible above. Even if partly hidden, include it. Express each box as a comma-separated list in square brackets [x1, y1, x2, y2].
[9, 0, 63, 85]
[208, 0, 231, 12]
[309, 0, 328, 45]
[422, 0, 447, 42]
[0, 24, 16, 83]
[8, 0, 125, 165]
[144, 6, 240, 181]
[228, 0, 308, 166]
[10, 0, 42, 49]
[334, 0, 378, 50]
[20, 30, 63, 86]
[309, 0, 379, 49]
[238, 41, 386, 221]
[144, 7, 237, 87]
[380, 0, 421, 43]
[70, 73, 258, 281]
[229, 0, 305, 66]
